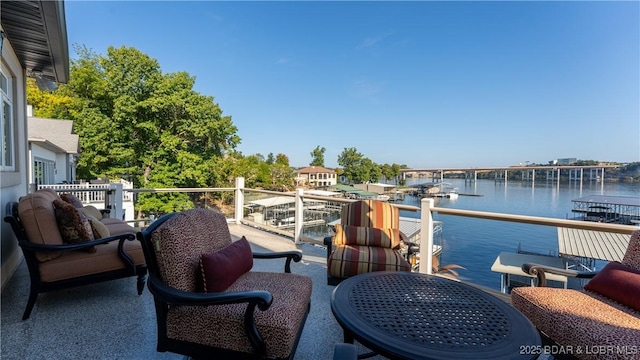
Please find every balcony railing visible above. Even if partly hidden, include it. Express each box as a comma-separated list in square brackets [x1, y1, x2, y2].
[41, 177, 637, 276]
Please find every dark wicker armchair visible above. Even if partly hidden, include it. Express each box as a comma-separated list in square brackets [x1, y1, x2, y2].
[3, 191, 146, 320]
[137, 208, 312, 360]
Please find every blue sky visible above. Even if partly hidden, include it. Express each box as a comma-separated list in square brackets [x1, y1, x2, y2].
[65, 1, 639, 169]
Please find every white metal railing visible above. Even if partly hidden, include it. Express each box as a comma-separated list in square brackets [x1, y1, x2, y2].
[418, 198, 637, 275]
[38, 183, 128, 220]
[39, 181, 134, 202]
[39, 183, 112, 203]
[41, 177, 638, 277]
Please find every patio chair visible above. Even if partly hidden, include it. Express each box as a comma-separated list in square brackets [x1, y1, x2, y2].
[137, 208, 312, 360]
[324, 200, 412, 285]
[3, 190, 147, 320]
[511, 230, 640, 360]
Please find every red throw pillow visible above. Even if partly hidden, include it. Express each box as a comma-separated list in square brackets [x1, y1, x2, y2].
[200, 236, 253, 292]
[584, 261, 640, 311]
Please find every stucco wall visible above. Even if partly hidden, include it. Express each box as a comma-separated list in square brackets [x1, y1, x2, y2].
[1, 40, 29, 288]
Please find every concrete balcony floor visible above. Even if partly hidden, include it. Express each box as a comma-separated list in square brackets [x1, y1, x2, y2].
[1, 224, 387, 360]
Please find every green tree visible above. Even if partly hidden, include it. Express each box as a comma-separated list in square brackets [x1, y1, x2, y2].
[390, 163, 401, 185]
[380, 163, 392, 181]
[38, 45, 240, 214]
[266, 153, 275, 164]
[337, 147, 379, 183]
[361, 158, 381, 183]
[270, 153, 294, 191]
[275, 153, 290, 166]
[310, 146, 326, 167]
[337, 147, 363, 184]
[26, 78, 75, 119]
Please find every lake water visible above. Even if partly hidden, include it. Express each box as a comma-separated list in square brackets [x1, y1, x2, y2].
[398, 178, 640, 290]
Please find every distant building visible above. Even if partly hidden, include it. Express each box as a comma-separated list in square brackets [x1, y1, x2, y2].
[354, 183, 397, 195]
[553, 158, 578, 166]
[295, 166, 337, 187]
[28, 110, 79, 186]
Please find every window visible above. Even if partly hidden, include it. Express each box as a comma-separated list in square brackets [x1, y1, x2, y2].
[1, 69, 14, 171]
[33, 158, 55, 185]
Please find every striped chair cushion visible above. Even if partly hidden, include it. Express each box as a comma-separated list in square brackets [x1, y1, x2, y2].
[333, 224, 401, 248]
[341, 200, 400, 229]
[328, 245, 411, 278]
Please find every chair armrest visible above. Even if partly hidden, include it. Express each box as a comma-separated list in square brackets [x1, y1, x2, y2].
[324, 236, 334, 261]
[252, 250, 302, 273]
[17, 233, 136, 253]
[18, 233, 140, 273]
[147, 276, 273, 310]
[522, 263, 598, 287]
[404, 240, 420, 255]
[147, 275, 273, 355]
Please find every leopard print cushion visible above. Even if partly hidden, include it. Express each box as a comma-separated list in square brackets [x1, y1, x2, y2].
[150, 208, 312, 358]
[53, 199, 96, 253]
[150, 208, 233, 292]
[167, 271, 312, 359]
[60, 193, 84, 208]
[622, 230, 640, 271]
[512, 287, 640, 360]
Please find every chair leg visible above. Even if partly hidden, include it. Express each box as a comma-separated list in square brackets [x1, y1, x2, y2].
[22, 289, 38, 320]
[137, 273, 147, 295]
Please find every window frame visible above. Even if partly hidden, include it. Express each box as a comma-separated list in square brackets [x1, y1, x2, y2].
[0, 68, 15, 171]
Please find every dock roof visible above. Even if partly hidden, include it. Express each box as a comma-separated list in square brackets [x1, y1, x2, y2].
[557, 227, 631, 262]
[572, 195, 640, 207]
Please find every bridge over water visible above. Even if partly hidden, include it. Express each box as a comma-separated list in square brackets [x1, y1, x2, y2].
[400, 165, 620, 186]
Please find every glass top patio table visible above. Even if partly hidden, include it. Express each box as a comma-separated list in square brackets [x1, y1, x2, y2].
[331, 271, 541, 360]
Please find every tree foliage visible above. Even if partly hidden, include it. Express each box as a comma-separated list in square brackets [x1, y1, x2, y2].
[310, 145, 325, 167]
[28, 45, 244, 214]
[379, 163, 404, 185]
[337, 147, 380, 183]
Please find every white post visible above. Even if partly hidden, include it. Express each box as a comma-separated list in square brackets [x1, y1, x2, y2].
[294, 188, 304, 244]
[111, 183, 124, 220]
[531, 169, 535, 187]
[235, 177, 245, 224]
[419, 198, 435, 274]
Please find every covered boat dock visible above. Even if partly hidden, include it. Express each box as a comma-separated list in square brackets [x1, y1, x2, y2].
[571, 195, 640, 225]
[557, 227, 632, 270]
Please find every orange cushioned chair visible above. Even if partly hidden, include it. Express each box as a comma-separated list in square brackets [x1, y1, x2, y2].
[138, 208, 312, 360]
[324, 200, 412, 285]
[511, 230, 640, 360]
[4, 190, 146, 320]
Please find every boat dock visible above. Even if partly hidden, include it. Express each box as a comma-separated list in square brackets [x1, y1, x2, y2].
[570, 195, 640, 225]
[405, 183, 483, 198]
[557, 227, 631, 270]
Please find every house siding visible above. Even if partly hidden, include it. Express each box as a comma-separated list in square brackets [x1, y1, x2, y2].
[0, 39, 30, 287]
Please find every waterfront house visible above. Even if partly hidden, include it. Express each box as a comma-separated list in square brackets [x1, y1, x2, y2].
[27, 109, 79, 187]
[0, 0, 70, 287]
[295, 166, 337, 188]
